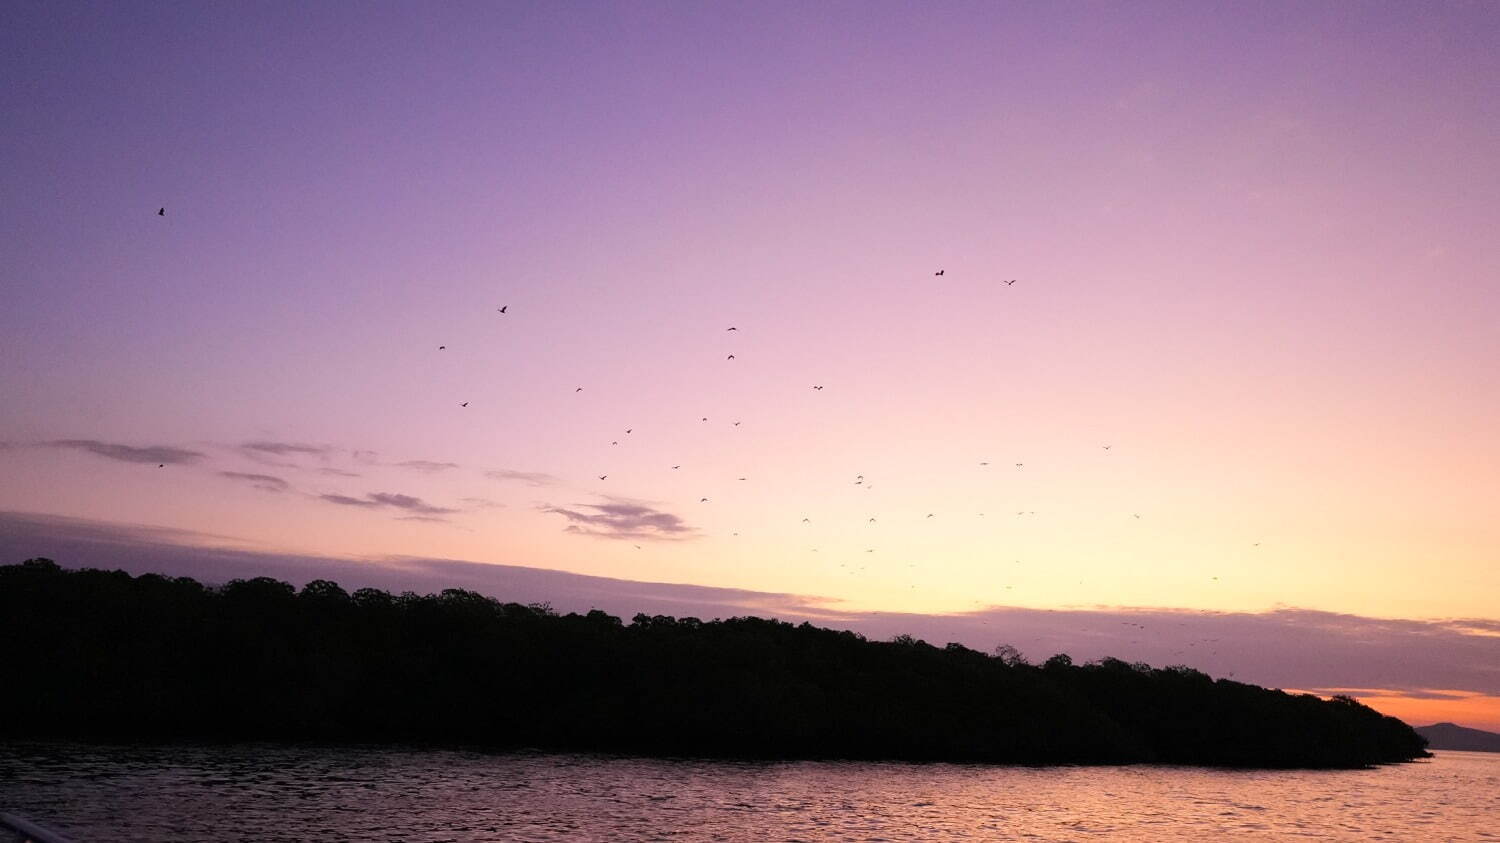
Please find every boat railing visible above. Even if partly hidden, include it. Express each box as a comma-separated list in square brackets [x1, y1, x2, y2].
[0, 812, 75, 843]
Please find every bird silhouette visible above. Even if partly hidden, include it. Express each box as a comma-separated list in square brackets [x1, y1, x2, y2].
[700, 497, 709, 502]
[157, 464, 164, 468]
[732, 421, 741, 426]
[926, 513, 935, 518]
[935, 269, 944, 276]
[625, 428, 632, 434]
[598, 475, 607, 480]
[1004, 279, 1017, 286]
[727, 354, 735, 360]
[1103, 445, 1112, 450]
[497, 306, 508, 314]
[701, 417, 708, 422]
[738, 476, 747, 481]
[575, 387, 583, 392]
[802, 517, 810, 523]
[1015, 463, 1023, 467]
[157, 207, 165, 216]
[611, 441, 618, 445]
[672, 465, 680, 469]
[868, 518, 876, 523]
[438, 346, 446, 350]
[979, 461, 989, 466]
[812, 385, 823, 390]
[460, 402, 468, 407]
[726, 327, 738, 331]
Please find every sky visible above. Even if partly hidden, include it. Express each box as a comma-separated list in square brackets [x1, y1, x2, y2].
[2, 2, 1498, 729]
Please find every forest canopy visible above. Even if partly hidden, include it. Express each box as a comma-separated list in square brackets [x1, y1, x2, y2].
[0, 559, 1429, 768]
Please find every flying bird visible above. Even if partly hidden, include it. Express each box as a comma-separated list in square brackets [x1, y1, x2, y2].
[732, 421, 740, 426]
[438, 346, 446, 350]
[1004, 279, 1017, 286]
[1015, 463, 1023, 467]
[926, 513, 935, 518]
[701, 417, 708, 422]
[672, 465, 681, 469]
[157, 464, 164, 468]
[802, 517, 810, 523]
[738, 477, 747, 481]
[726, 327, 737, 331]
[625, 429, 632, 434]
[812, 385, 823, 390]
[979, 461, 989, 466]
[497, 306, 508, 314]
[935, 269, 944, 276]
[1103, 445, 1112, 450]
[575, 387, 583, 392]
[700, 497, 709, 503]
[727, 354, 735, 360]
[611, 441, 618, 446]
[868, 518, 876, 523]
[460, 402, 468, 407]
[598, 475, 607, 480]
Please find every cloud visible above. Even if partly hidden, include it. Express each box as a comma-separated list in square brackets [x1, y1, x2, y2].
[239, 441, 331, 467]
[47, 439, 205, 465]
[319, 492, 457, 516]
[218, 471, 290, 493]
[486, 469, 559, 487]
[461, 497, 505, 510]
[395, 460, 460, 474]
[241, 441, 330, 457]
[543, 501, 694, 541]
[317, 467, 362, 478]
[319, 494, 381, 508]
[366, 492, 456, 515]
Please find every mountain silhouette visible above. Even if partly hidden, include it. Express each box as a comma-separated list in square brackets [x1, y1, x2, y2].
[1414, 722, 1500, 753]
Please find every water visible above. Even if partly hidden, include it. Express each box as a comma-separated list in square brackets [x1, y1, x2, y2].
[1, 744, 1495, 841]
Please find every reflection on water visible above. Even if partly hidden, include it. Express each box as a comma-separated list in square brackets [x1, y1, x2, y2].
[1, 744, 1496, 842]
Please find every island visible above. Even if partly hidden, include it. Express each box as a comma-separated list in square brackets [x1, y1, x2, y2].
[0, 559, 1429, 768]
[1415, 722, 1500, 753]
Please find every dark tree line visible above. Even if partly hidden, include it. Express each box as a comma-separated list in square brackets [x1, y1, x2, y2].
[0, 559, 1429, 767]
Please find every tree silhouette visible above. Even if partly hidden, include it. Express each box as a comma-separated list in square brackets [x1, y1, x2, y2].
[0, 559, 1429, 767]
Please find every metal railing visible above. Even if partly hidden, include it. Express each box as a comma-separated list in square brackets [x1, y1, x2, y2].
[0, 812, 75, 843]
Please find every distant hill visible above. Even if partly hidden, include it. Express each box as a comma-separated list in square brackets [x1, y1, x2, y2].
[1416, 722, 1500, 752]
[0, 559, 1431, 768]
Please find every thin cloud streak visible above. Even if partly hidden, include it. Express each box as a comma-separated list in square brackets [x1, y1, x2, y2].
[218, 471, 291, 493]
[486, 469, 560, 487]
[46, 439, 205, 465]
[319, 492, 457, 516]
[395, 460, 460, 473]
[543, 501, 694, 541]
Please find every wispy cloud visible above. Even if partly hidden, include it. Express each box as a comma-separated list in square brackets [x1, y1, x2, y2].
[543, 501, 694, 541]
[486, 469, 559, 487]
[239, 440, 331, 467]
[317, 467, 362, 478]
[241, 441, 330, 457]
[218, 471, 291, 493]
[47, 439, 205, 465]
[395, 460, 460, 474]
[461, 497, 505, 510]
[366, 492, 456, 515]
[319, 493, 381, 508]
[320, 491, 458, 517]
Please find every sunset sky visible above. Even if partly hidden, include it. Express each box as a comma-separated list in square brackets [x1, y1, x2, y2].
[3, 2, 1497, 729]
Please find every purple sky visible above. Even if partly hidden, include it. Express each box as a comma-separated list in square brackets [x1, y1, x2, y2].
[3, 2, 1499, 728]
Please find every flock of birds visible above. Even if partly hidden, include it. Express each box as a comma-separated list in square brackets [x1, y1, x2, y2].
[155, 206, 1255, 596]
